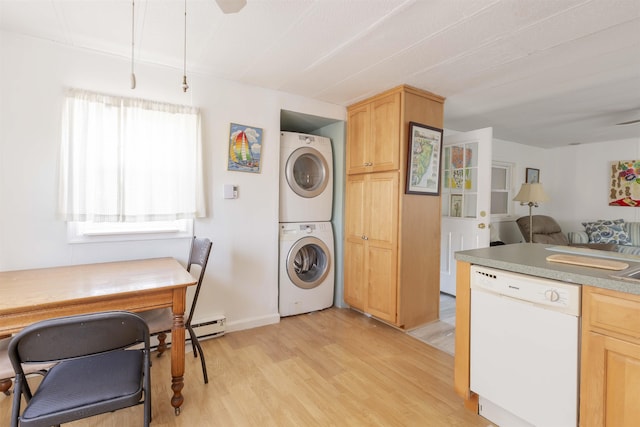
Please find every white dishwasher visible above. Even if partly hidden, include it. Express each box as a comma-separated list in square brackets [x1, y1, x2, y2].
[470, 265, 581, 427]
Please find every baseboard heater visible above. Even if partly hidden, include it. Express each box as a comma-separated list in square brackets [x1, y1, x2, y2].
[150, 316, 225, 349]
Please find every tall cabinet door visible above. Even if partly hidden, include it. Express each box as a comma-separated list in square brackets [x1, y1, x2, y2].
[370, 93, 400, 173]
[347, 92, 400, 175]
[365, 171, 399, 323]
[347, 104, 370, 175]
[344, 174, 366, 310]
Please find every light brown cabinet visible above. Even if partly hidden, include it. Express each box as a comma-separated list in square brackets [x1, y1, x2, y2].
[344, 85, 444, 329]
[347, 92, 401, 175]
[344, 171, 399, 322]
[580, 286, 640, 427]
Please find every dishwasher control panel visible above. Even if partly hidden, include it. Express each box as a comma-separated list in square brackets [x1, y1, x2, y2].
[471, 266, 581, 316]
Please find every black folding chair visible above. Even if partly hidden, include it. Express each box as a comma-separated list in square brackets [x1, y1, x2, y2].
[1, 337, 52, 396]
[139, 236, 213, 383]
[8, 311, 151, 427]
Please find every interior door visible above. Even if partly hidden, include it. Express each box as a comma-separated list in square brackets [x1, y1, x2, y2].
[440, 127, 492, 296]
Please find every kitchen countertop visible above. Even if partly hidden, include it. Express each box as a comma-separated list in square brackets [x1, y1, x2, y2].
[455, 243, 640, 296]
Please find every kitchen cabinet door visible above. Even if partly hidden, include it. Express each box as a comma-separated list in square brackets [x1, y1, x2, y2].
[580, 332, 640, 427]
[580, 286, 640, 427]
[344, 174, 366, 310]
[365, 172, 399, 322]
[347, 104, 370, 175]
[344, 172, 398, 321]
[346, 92, 400, 175]
[369, 93, 400, 173]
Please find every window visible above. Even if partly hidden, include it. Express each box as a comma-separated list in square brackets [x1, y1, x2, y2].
[490, 162, 514, 216]
[442, 142, 478, 218]
[59, 89, 204, 241]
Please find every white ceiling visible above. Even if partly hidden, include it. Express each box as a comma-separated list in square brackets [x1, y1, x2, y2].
[1, 0, 639, 148]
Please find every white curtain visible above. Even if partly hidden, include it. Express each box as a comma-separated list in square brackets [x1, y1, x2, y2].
[58, 89, 205, 222]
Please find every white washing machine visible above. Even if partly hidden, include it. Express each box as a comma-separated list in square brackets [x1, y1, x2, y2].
[279, 131, 333, 222]
[279, 222, 334, 317]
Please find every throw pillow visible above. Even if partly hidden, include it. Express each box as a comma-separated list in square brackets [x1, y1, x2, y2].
[582, 218, 625, 228]
[582, 219, 631, 245]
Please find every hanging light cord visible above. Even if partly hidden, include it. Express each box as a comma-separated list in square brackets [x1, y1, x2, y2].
[182, 0, 189, 92]
[130, 0, 136, 89]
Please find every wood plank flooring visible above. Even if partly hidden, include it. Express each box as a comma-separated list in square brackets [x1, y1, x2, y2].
[0, 307, 489, 426]
[408, 293, 456, 355]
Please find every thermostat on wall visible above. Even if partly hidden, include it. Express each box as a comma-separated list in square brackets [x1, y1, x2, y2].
[224, 184, 238, 199]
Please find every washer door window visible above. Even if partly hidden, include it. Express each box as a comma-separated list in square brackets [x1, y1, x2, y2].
[285, 147, 329, 198]
[286, 236, 330, 289]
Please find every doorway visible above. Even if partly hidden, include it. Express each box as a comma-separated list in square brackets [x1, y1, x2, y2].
[408, 293, 456, 355]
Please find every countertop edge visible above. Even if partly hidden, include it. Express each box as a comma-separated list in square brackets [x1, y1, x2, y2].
[455, 244, 640, 296]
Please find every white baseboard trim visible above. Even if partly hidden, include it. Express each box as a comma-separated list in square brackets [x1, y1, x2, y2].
[225, 313, 280, 333]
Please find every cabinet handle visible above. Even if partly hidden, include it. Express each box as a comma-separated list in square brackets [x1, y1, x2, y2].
[362, 235, 368, 240]
[363, 162, 373, 166]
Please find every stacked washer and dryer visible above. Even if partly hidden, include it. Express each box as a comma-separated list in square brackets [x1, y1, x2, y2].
[278, 131, 335, 317]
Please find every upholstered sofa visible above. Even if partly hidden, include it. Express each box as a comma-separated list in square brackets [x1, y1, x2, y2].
[568, 219, 640, 256]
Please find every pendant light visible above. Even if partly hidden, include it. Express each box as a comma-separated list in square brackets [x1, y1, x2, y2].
[181, 0, 189, 92]
[130, 0, 136, 89]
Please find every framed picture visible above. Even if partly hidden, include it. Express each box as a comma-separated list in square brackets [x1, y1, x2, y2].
[450, 194, 463, 217]
[405, 122, 443, 195]
[228, 123, 263, 173]
[526, 167, 540, 183]
[609, 160, 640, 206]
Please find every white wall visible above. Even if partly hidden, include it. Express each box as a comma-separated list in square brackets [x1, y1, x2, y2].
[0, 32, 346, 332]
[492, 136, 640, 239]
[546, 138, 640, 234]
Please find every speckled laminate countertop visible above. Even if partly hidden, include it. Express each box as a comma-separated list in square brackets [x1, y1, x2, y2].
[455, 243, 640, 296]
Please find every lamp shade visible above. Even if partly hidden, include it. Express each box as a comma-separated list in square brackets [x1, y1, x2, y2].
[513, 183, 549, 203]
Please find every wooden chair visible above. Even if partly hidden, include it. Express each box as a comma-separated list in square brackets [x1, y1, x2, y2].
[8, 311, 151, 427]
[139, 236, 212, 383]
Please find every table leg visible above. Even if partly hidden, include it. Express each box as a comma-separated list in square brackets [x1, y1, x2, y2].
[1, 378, 11, 396]
[1, 334, 12, 396]
[170, 288, 187, 415]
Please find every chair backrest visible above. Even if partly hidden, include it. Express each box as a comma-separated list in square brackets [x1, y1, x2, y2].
[186, 236, 213, 325]
[516, 215, 569, 245]
[9, 311, 149, 373]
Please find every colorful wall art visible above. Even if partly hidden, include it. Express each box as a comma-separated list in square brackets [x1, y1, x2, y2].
[228, 123, 263, 173]
[444, 145, 474, 190]
[405, 122, 443, 195]
[609, 160, 640, 207]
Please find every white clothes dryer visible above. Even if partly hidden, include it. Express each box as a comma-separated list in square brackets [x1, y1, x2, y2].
[279, 131, 333, 222]
[279, 222, 334, 317]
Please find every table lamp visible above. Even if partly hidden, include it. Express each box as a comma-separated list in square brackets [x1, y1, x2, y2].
[513, 183, 550, 243]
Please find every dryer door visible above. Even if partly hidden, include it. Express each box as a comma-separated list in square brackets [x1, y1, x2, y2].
[286, 236, 331, 289]
[285, 147, 329, 198]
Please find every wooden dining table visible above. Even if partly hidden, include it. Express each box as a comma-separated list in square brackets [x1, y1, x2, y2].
[0, 257, 197, 415]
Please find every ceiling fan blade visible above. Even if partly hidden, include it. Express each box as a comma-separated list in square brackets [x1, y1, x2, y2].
[616, 119, 640, 125]
[215, 0, 247, 14]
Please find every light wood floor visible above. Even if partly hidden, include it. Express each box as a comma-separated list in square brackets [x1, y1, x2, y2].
[408, 293, 456, 355]
[0, 307, 489, 426]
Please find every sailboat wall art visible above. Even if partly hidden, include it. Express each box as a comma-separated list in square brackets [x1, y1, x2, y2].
[228, 123, 263, 173]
